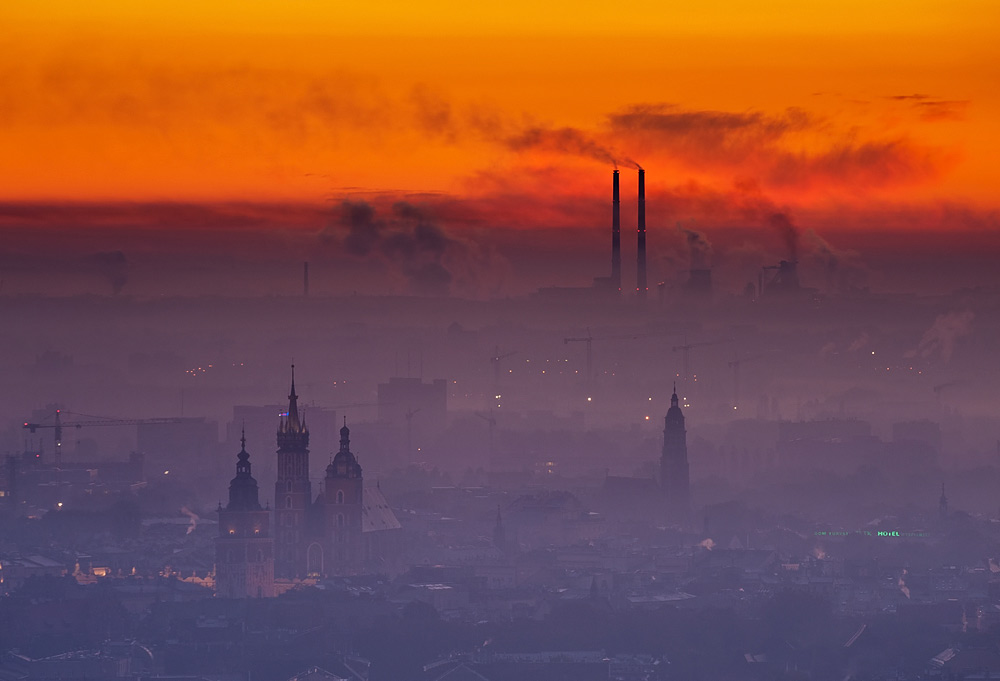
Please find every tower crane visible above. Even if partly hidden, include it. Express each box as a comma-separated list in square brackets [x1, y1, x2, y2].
[727, 351, 775, 413]
[932, 381, 962, 405]
[23, 409, 186, 466]
[563, 329, 595, 385]
[489, 346, 517, 398]
[475, 409, 497, 462]
[671, 338, 731, 383]
[563, 329, 672, 387]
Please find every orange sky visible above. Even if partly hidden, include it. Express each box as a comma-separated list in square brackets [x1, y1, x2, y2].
[2, 1, 999, 225]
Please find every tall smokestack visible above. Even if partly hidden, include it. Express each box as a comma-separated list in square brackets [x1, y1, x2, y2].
[303, 261, 309, 297]
[612, 170, 621, 293]
[637, 168, 647, 300]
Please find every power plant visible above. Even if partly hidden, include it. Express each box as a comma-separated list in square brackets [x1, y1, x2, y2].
[636, 168, 647, 300]
[592, 167, 648, 299]
[611, 169, 621, 293]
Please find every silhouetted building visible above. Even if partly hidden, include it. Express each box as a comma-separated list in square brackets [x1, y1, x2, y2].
[263, 367, 402, 582]
[684, 268, 712, 296]
[215, 430, 274, 598]
[660, 386, 690, 520]
[761, 260, 800, 296]
[311, 422, 365, 576]
[274, 367, 312, 578]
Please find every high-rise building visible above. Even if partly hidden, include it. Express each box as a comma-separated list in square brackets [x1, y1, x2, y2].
[660, 386, 690, 520]
[215, 430, 274, 598]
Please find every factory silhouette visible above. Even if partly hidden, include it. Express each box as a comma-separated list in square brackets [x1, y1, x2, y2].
[571, 167, 802, 304]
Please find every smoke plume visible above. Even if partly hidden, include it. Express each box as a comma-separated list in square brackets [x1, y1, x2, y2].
[89, 251, 128, 294]
[677, 222, 712, 269]
[768, 213, 800, 260]
[180, 506, 199, 535]
[907, 310, 974, 363]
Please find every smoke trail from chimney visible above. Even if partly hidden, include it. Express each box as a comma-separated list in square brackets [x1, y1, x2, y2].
[637, 168, 647, 300]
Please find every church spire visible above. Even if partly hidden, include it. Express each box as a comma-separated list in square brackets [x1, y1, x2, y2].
[277, 364, 309, 452]
[285, 364, 302, 432]
[340, 417, 350, 453]
[328, 417, 361, 479]
[236, 423, 250, 476]
[228, 426, 260, 510]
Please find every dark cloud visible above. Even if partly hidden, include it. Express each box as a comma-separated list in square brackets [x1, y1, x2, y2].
[328, 199, 488, 296]
[340, 201, 382, 256]
[608, 104, 812, 140]
[914, 100, 970, 122]
[768, 213, 800, 260]
[505, 127, 619, 166]
[88, 251, 128, 294]
[676, 223, 712, 270]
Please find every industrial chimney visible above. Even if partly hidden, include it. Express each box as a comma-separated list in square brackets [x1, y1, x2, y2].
[637, 168, 647, 300]
[612, 170, 621, 293]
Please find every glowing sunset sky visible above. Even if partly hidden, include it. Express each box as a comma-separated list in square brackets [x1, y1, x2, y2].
[1, 1, 999, 296]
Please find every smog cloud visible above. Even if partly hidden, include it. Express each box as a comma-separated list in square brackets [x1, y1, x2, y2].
[906, 310, 975, 363]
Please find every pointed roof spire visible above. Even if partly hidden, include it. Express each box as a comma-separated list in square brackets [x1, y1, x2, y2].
[671, 382, 679, 406]
[236, 423, 251, 475]
[285, 363, 303, 432]
[340, 417, 350, 452]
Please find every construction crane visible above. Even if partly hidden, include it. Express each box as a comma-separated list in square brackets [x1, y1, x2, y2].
[727, 351, 775, 413]
[475, 410, 497, 462]
[563, 328, 595, 385]
[489, 346, 517, 397]
[23, 409, 186, 466]
[563, 329, 670, 386]
[932, 381, 962, 405]
[671, 338, 730, 383]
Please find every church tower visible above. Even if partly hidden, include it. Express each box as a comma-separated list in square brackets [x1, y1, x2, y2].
[661, 385, 691, 520]
[274, 366, 311, 579]
[320, 421, 364, 575]
[216, 430, 274, 598]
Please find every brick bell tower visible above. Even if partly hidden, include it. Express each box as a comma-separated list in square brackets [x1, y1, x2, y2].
[321, 419, 364, 576]
[216, 429, 274, 598]
[274, 365, 311, 579]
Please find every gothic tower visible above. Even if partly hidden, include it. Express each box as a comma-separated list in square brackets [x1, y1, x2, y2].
[661, 385, 691, 520]
[216, 430, 275, 598]
[274, 366, 311, 579]
[320, 421, 364, 575]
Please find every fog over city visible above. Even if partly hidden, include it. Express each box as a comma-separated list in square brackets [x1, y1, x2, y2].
[4, 1, 1000, 679]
